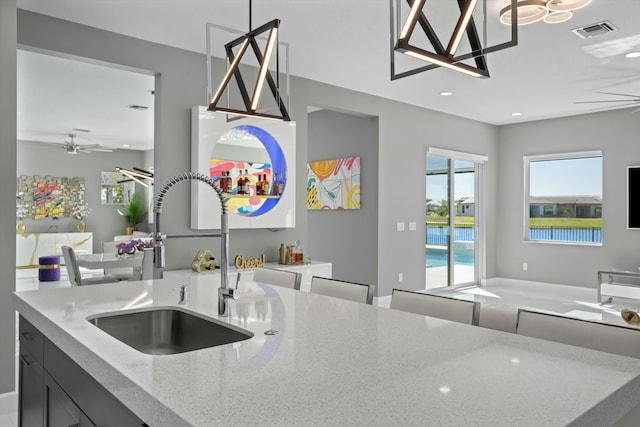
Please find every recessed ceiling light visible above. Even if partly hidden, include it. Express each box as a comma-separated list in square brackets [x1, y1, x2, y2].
[440, 91, 453, 96]
[122, 144, 130, 148]
[626, 51, 640, 58]
[511, 112, 522, 117]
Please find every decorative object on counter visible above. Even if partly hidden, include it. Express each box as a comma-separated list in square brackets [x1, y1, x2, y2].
[207, 0, 291, 121]
[621, 309, 640, 325]
[16, 175, 86, 220]
[38, 255, 61, 282]
[278, 243, 288, 264]
[120, 191, 147, 235]
[307, 157, 361, 210]
[116, 239, 151, 256]
[70, 201, 91, 233]
[191, 249, 220, 273]
[234, 254, 266, 269]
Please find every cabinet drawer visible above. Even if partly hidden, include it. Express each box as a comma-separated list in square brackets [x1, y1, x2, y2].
[19, 316, 44, 364]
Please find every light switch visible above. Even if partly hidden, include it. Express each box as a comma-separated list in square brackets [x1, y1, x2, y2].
[409, 222, 417, 231]
[396, 222, 405, 232]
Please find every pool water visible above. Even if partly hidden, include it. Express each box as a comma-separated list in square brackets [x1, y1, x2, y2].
[426, 247, 474, 267]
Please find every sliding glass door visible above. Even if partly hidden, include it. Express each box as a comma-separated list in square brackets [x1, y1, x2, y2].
[426, 149, 485, 289]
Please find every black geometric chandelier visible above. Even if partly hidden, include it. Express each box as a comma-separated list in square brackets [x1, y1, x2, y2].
[208, 0, 290, 121]
[391, 0, 518, 80]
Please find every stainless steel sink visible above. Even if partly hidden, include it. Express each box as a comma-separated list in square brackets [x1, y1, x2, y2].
[88, 308, 253, 355]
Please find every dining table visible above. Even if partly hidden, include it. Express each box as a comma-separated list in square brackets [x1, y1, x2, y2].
[75, 251, 144, 279]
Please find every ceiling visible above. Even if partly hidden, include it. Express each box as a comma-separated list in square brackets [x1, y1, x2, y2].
[16, 0, 640, 150]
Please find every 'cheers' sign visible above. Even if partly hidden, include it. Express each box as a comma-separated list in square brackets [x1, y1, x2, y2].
[234, 254, 266, 269]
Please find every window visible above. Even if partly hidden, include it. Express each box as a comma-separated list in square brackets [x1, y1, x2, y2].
[524, 151, 602, 244]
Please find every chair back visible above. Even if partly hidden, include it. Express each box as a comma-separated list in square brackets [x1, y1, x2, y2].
[477, 303, 518, 333]
[253, 267, 301, 290]
[61, 245, 81, 286]
[310, 276, 372, 304]
[516, 309, 640, 358]
[390, 289, 478, 325]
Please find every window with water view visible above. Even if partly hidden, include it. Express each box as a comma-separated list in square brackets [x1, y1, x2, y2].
[524, 151, 603, 244]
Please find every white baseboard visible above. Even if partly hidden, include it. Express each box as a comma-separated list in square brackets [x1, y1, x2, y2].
[0, 391, 17, 416]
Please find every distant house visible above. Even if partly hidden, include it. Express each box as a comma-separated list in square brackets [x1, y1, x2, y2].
[529, 195, 602, 218]
[455, 197, 475, 217]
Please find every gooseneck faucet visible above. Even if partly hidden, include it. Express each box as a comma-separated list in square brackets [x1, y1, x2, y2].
[142, 172, 239, 316]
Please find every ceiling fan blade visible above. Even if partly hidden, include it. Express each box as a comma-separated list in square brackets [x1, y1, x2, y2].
[573, 100, 640, 104]
[593, 91, 640, 99]
[86, 148, 114, 152]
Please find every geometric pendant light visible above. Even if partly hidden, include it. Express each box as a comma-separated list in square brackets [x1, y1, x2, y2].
[207, 1, 291, 121]
[393, 0, 490, 78]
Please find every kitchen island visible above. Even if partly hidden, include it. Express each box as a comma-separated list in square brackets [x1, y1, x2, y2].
[13, 275, 640, 426]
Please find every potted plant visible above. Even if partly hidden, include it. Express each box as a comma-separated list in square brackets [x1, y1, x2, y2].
[123, 192, 147, 235]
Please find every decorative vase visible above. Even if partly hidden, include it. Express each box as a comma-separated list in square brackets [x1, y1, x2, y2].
[77, 219, 86, 233]
[16, 220, 26, 235]
[125, 226, 137, 235]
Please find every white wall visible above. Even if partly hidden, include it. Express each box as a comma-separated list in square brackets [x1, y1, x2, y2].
[496, 108, 640, 287]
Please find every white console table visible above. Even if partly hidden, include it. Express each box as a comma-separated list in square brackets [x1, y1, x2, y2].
[163, 261, 332, 293]
[16, 232, 93, 268]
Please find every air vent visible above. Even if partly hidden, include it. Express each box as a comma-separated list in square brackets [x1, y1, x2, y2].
[572, 21, 616, 39]
[127, 104, 149, 110]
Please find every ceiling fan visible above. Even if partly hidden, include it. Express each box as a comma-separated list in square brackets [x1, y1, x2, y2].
[574, 91, 640, 113]
[53, 134, 114, 154]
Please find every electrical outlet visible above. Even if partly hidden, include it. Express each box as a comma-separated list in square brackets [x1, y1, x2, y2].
[522, 262, 528, 271]
[398, 273, 403, 282]
[409, 222, 417, 231]
[396, 222, 405, 232]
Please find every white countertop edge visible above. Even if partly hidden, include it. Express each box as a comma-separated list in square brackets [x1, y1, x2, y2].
[13, 293, 189, 427]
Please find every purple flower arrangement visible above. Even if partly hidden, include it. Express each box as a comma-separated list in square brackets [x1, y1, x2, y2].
[116, 239, 153, 255]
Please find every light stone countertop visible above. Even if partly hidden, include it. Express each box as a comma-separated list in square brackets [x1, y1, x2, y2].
[13, 275, 640, 426]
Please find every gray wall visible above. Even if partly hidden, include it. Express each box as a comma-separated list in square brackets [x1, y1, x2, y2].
[308, 109, 379, 291]
[17, 141, 148, 251]
[0, 0, 17, 395]
[496, 108, 640, 287]
[3, 9, 501, 393]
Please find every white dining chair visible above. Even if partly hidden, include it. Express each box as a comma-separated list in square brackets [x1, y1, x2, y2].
[477, 302, 518, 333]
[252, 267, 301, 290]
[61, 246, 119, 286]
[310, 276, 373, 305]
[390, 289, 478, 325]
[516, 309, 640, 358]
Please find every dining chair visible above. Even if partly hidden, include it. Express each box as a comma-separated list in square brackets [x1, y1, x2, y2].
[61, 246, 119, 286]
[310, 276, 373, 305]
[252, 267, 301, 290]
[390, 289, 478, 325]
[516, 309, 640, 358]
[477, 302, 518, 333]
[101, 241, 135, 280]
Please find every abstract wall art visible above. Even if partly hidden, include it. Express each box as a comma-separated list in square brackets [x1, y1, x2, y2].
[307, 157, 361, 210]
[16, 175, 86, 220]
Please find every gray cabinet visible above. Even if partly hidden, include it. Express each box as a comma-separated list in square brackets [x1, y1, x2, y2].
[18, 316, 146, 427]
[45, 372, 95, 427]
[18, 315, 44, 427]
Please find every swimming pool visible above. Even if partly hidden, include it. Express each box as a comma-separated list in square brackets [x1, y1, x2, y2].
[426, 247, 474, 267]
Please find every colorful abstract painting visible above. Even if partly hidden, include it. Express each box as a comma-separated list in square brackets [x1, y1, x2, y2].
[307, 157, 360, 210]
